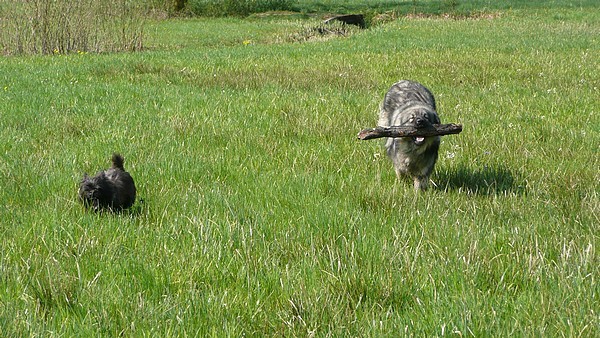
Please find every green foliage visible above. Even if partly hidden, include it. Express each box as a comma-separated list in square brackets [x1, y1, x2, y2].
[188, 0, 293, 17]
[292, 0, 600, 16]
[181, 0, 600, 17]
[0, 1, 599, 336]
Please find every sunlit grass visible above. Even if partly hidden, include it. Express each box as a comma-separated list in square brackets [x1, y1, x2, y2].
[0, 2, 598, 336]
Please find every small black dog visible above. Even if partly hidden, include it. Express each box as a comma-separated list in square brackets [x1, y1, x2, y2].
[378, 80, 441, 191]
[79, 153, 136, 211]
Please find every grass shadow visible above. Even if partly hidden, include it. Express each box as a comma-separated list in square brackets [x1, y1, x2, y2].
[434, 165, 526, 195]
[120, 197, 147, 217]
[76, 197, 147, 217]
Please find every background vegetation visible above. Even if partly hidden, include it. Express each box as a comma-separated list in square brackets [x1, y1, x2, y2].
[0, 0, 149, 55]
[1, 0, 598, 336]
[187, 0, 293, 17]
[3, 0, 598, 54]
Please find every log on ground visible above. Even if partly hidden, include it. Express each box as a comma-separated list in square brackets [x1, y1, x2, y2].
[357, 123, 463, 140]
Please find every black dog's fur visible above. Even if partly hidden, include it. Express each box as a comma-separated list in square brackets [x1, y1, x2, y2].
[378, 80, 441, 190]
[79, 153, 136, 211]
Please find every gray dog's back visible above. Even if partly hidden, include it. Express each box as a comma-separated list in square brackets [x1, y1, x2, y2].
[378, 80, 437, 127]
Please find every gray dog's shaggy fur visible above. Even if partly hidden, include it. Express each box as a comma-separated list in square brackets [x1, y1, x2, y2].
[79, 153, 136, 211]
[378, 80, 441, 190]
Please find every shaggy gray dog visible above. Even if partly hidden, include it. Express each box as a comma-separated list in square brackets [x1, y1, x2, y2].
[79, 153, 136, 211]
[378, 80, 441, 190]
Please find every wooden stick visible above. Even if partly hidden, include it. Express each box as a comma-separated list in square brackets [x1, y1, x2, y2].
[357, 123, 463, 140]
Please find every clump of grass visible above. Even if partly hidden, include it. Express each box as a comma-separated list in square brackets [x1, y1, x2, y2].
[0, 0, 146, 55]
[288, 21, 361, 42]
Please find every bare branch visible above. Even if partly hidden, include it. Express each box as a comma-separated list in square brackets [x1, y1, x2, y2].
[357, 123, 463, 140]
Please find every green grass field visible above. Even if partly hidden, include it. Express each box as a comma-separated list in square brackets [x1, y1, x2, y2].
[1, 1, 598, 336]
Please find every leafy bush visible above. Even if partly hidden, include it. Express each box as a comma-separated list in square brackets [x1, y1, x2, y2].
[187, 0, 293, 17]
